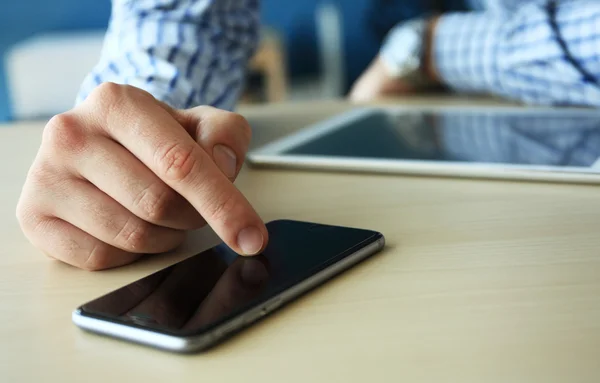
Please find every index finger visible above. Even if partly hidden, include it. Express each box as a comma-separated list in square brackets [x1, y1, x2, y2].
[83, 84, 268, 255]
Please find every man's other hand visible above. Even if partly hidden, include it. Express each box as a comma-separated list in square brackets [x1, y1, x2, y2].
[16, 83, 268, 271]
[349, 17, 441, 103]
[348, 57, 415, 103]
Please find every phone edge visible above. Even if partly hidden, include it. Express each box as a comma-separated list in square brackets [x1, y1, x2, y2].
[72, 233, 385, 354]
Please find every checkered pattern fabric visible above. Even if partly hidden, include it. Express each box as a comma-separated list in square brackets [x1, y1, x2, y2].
[76, 0, 260, 111]
[81, 0, 600, 109]
[433, 0, 600, 106]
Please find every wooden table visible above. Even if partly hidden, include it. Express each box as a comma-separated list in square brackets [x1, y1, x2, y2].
[1, 99, 600, 382]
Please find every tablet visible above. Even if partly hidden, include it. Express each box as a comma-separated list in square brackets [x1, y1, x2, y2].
[247, 106, 600, 184]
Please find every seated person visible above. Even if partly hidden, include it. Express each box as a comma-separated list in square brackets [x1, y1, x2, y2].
[16, 0, 599, 272]
[350, 0, 600, 107]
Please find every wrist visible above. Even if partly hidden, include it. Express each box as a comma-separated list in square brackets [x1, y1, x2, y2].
[424, 16, 442, 84]
[378, 16, 442, 90]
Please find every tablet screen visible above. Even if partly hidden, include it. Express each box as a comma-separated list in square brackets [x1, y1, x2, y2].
[283, 110, 600, 170]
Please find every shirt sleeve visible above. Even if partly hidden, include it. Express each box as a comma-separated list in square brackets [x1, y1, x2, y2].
[76, 0, 260, 111]
[433, 1, 600, 107]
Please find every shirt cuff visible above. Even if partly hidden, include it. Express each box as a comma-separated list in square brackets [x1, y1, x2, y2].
[432, 12, 506, 94]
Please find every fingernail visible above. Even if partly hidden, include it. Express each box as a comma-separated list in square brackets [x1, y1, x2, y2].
[240, 259, 269, 287]
[237, 226, 264, 256]
[213, 145, 237, 179]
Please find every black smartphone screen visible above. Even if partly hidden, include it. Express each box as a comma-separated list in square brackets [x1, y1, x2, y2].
[79, 220, 382, 336]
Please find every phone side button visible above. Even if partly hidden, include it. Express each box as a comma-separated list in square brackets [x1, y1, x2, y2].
[244, 310, 262, 325]
[244, 298, 282, 325]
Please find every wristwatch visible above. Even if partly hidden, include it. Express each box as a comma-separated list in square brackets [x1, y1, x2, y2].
[379, 18, 435, 88]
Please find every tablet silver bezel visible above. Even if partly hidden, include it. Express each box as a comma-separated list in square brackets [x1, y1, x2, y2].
[247, 106, 600, 184]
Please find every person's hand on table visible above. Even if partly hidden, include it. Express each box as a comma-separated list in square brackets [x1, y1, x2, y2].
[16, 83, 269, 271]
[349, 16, 441, 103]
[348, 56, 418, 102]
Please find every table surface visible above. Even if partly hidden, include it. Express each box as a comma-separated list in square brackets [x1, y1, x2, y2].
[1, 97, 600, 382]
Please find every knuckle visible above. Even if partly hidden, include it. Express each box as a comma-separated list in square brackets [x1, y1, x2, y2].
[114, 218, 151, 252]
[203, 190, 238, 223]
[227, 112, 252, 140]
[81, 244, 113, 271]
[43, 113, 86, 153]
[134, 185, 176, 223]
[15, 202, 42, 236]
[15, 200, 32, 229]
[14, 203, 26, 229]
[87, 83, 145, 119]
[16, 182, 52, 235]
[26, 160, 57, 187]
[155, 143, 199, 182]
[89, 82, 151, 107]
[90, 82, 124, 103]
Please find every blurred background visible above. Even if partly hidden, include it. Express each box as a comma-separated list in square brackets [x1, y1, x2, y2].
[0, 0, 466, 122]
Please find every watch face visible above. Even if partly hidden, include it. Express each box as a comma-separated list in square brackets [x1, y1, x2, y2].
[380, 22, 423, 78]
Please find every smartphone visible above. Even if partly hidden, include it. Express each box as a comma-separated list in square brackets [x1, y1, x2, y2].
[72, 219, 385, 353]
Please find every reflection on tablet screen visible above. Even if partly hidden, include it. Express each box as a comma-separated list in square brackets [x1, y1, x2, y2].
[284, 110, 600, 170]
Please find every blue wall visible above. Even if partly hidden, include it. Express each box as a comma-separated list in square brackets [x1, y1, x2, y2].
[262, 0, 382, 90]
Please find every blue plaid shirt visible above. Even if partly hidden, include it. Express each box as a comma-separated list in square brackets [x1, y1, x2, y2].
[78, 0, 600, 109]
[429, 0, 600, 106]
[77, 0, 260, 111]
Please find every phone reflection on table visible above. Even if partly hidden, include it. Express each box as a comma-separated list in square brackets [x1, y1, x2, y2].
[82, 250, 270, 333]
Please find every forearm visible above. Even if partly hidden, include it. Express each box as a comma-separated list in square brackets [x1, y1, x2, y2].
[76, 0, 260, 111]
[429, 1, 600, 106]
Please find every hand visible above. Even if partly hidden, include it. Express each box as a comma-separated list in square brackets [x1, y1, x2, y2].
[348, 56, 416, 103]
[16, 83, 269, 271]
[349, 17, 442, 103]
